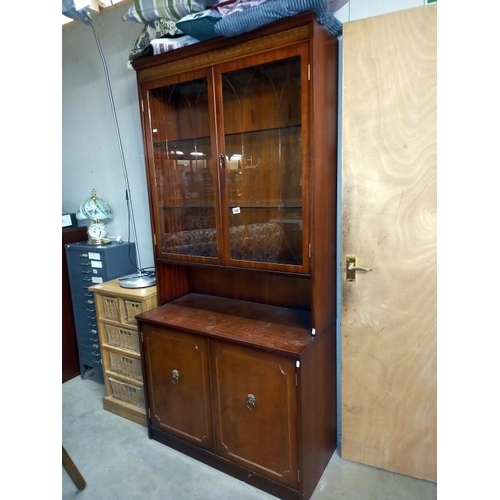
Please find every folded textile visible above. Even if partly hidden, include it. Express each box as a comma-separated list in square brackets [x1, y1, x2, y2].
[213, 0, 342, 37]
[216, 0, 270, 18]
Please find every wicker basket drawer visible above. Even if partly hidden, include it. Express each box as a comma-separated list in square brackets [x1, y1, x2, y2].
[103, 324, 140, 353]
[108, 377, 145, 408]
[109, 351, 143, 381]
[123, 299, 142, 326]
[100, 296, 120, 322]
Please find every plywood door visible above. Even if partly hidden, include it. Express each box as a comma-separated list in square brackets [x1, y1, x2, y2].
[340, 5, 437, 481]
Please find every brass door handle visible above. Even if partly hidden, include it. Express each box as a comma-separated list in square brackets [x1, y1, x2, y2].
[346, 255, 372, 282]
[348, 264, 372, 272]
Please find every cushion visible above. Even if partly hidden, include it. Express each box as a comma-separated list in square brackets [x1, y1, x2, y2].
[123, 0, 216, 24]
[128, 19, 185, 59]
[213, 0, 342, 38]
[162, 222, 283, 261]
[176, 9, 222, 41]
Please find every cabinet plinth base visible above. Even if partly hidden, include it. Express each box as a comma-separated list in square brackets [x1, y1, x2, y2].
[149, 427, 301, 500]
[103, 396, 147, 426]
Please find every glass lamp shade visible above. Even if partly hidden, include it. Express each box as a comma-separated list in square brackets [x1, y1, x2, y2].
[76, 189, 114, 244]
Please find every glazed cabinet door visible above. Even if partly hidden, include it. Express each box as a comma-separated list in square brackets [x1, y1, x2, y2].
[211, 340, 299, 488]
[216, 44, 310, 273]
[140, 43, 310, 275]
[142, 69, 221, 264]
[142, 324, 214, 450]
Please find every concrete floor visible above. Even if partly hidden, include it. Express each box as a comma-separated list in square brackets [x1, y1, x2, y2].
[62, 376, 437, 500]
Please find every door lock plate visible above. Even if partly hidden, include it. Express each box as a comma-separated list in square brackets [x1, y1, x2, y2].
[346, 255, 357, 282]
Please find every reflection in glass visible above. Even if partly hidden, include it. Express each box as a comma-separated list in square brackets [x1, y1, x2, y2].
[222, 57, 303, 265]
[149, 78, 217, 257]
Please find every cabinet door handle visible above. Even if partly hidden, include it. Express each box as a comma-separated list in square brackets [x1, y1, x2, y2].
[246, 394, 256, 410]
[172, 369, 180, 384]
[218, 154, 225, 169]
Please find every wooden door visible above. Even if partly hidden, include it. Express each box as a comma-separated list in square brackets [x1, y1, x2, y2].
[340, 5, 437, 481]
[142, 324, 214, 450]
[211, 340, 299, 488]
[216, 45, 310, 274]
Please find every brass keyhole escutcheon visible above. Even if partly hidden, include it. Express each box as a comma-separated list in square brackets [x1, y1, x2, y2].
[172, 369, 180, 384]
[246, 394, 256, 410]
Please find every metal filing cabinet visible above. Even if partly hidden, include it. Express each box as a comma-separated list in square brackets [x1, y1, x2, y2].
[65, 241, 138, 381]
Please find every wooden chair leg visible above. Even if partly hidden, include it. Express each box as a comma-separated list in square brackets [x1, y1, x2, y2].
[62, 445, 87, 490]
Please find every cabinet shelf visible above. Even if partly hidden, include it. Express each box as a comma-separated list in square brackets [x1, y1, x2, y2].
[138, 293, 312, 356]
[153, 124, 301, 150]
[159, 204, 302, 209]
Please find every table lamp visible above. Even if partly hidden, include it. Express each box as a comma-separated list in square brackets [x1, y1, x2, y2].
[76, 189, 114, 244]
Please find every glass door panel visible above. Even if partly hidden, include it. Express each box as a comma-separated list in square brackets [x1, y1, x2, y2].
[221, 56, 304, 267]
[148, 77, 217, 259]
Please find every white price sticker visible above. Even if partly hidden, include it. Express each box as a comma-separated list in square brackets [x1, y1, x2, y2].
[232, 207, 241, 214]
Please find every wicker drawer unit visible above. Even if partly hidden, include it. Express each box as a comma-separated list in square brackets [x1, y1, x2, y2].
[90, 278, 157, 425]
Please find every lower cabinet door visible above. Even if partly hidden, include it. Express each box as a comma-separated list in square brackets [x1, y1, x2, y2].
[142, 324, 214, 450]
[211, 340, 299, 488]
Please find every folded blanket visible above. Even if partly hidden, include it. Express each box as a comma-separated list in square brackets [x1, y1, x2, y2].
[213, 0, 342, 37]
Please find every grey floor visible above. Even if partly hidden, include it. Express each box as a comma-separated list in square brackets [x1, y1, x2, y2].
[62, 376, 437, 500]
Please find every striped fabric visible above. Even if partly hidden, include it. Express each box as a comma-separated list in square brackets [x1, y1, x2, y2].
[123, 0, 214, 24]
[213, 0, 342, 37]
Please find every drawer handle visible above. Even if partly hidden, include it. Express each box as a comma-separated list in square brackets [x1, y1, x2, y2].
[172, 369, 180, 384]
[246, 394, 256, 410]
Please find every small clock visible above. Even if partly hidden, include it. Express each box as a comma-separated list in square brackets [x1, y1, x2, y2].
[87, 221, 111, 245]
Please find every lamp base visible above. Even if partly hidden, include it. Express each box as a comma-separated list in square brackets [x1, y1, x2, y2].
[118, 272, 156, 289]
[87, 237, 111, 245]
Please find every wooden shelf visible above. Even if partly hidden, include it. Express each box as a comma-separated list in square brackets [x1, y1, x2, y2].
[137, 293, 312, 356]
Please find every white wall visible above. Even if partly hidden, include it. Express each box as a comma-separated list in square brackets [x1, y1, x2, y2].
[61, 0, 428, 272]
[334, 0, 425, 22]
[62, 2, 154, 269]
